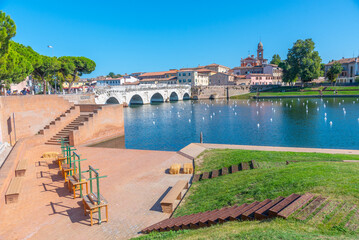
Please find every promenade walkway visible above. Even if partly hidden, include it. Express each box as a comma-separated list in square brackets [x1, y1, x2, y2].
[0, 145, 191, 240]
[178, 143, 359, 160]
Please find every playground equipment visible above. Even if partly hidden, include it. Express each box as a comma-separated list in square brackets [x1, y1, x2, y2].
[61, 144, 77, 182]
[67, 152, 88, 199]
[57, 138, 69, 170]
[82, 165, 109, 226]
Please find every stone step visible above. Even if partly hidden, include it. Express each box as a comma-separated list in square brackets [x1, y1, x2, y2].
[296, 196, 327, 220]
[254, 196, 285, 220]
[345, 209, 359, 231]
[277, 193, 313, 219]
[308, 200, 340, 225]
[268, 193, 301, 217]
[240, 162, 250, 170]
[241, 199, 272, 220]
[325, 203, 356, 228]
[228, 201, 260, 220]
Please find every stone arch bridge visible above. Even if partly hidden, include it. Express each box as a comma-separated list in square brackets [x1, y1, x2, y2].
[94, 84, 191, 105]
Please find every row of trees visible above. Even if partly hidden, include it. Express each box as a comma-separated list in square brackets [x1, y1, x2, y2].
[0, 11, 96, 94]
[270, 38, 343, 85]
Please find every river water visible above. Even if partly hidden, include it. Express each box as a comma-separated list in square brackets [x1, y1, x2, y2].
[102, 97, 359, 151]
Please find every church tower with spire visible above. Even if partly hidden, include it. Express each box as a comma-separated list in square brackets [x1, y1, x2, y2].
[257, 41, 263, 62]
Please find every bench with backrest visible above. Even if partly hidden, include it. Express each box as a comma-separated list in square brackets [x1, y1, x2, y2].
[82, 193, 108, 226]
[161, 180, 189, 214]
[15, 158, 27, 177]
[5, 177, 23, 204]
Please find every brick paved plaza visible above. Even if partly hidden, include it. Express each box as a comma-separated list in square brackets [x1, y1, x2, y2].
[0, 145, 192, 240]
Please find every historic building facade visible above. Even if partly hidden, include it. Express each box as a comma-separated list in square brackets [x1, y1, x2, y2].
[232, 42, 282, 85]
[324, 57, 359, 84]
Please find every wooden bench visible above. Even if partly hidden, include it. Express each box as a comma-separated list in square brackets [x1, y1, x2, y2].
[5, 177, 23, 204]
[15, 158, 27, 177]
[56, 155, 67, 170]
[183, 163, 193, 174]
[82, 194, 108, 226]
[161, 180, 189, 214]
[169, 164, 181, 174]
[68, 174, 88, 199]
[61, 164, 75, 182]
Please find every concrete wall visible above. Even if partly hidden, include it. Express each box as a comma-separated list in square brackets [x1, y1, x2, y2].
[191, 86, 250, 99]
[0, 95, 74, 145]
[59, 93, 96, 104]
[69, 104, 124, 146]
[191, 85, 275, 99]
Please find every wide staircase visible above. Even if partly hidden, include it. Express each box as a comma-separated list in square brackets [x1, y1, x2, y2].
[45, 113, 93, 145]
[142, 193, 359, 233]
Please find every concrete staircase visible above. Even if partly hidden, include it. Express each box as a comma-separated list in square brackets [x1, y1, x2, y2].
[45, 113, 93, 145]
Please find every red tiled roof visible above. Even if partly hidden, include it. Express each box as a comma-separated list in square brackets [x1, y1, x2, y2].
[139, 70, 178, 77]
[205, 63, 230, 69]
[326, 57, 358, 65]
[140, 76, 177, 82]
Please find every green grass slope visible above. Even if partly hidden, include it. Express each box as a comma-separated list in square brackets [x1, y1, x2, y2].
[136, 149, 359, 239]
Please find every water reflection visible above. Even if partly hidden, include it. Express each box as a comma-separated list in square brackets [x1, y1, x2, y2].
[122, 97, 359, 151]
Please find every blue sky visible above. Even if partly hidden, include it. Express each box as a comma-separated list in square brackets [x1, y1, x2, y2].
[1, 0, 359, 78]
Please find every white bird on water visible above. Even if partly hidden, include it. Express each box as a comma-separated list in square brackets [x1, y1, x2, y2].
[330, 121, 333, 126]
[270, 118, 273, 122]
[188, 119, 191, 123]
[257, 123, 260, 128]
[153, 121, 155, 125]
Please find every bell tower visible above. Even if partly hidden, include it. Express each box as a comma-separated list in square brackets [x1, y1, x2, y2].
[257, 41, 263, 62]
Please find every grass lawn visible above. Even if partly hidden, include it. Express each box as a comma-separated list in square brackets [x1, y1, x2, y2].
[195, 149, 359, 173]
[231, 91, 359, 99]
[326, 86, 359, 91]
[137, 149, 359, 239]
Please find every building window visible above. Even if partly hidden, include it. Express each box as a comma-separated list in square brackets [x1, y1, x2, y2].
[188, 73, 191, 76]
[183, 79, 186, 83]
[188, 79, 191, 82]
[179, 80, 182, 83]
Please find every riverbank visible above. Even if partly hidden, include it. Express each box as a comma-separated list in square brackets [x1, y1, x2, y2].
[231, 86, 359, 99]
[139, 143, 359, 239]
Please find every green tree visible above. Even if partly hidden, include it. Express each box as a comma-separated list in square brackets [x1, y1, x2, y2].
[279, 60, 297, 85]
[326, 62, 343, 84]
[0, 11, 16, 59]
[270, 54, 281, 65]
[108, 72, 115, 78]
[0, 41, 34, 87]
[320, 63, 325, 77]
[58, 56, 96, 92]
[286, 39, 322, 84]
[32, 55, 59, 94]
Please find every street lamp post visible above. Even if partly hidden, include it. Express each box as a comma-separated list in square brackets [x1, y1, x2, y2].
[47, 45, 56, 94]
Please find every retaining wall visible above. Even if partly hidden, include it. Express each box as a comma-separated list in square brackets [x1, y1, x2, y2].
[0, 96, 74, 145]
[69, 104, 124, 146]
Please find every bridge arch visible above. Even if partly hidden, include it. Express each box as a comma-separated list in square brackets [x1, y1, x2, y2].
[183, 93, 190, 100]
[106, 97, 120, 104]
[169, 92, 179, 101]
[150, 92, 164, 103]
[129, 94, 144, 105]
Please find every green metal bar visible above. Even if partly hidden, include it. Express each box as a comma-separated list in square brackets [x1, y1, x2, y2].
[97, 174, 101, 224]
[87, 176, 107, 180]
[89, 167, 93, 193]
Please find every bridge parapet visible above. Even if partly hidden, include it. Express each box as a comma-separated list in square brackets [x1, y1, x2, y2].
[95, 84, 191, 105]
